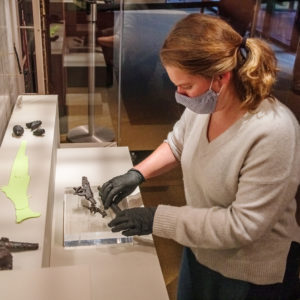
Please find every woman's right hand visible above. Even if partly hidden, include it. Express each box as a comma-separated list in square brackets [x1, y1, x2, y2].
[100, 169, 145, 209]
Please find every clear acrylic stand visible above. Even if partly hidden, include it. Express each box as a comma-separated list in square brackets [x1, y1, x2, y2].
[63, 186, 133, 248]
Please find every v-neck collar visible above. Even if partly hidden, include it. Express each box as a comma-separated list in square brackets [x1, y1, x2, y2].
[199, 112, 250, 153]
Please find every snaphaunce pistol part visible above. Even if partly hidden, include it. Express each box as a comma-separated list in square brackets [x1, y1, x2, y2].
[73, 176, 107, 217]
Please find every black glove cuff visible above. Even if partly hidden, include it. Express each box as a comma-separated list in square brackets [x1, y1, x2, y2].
[128, 168, 145, 183]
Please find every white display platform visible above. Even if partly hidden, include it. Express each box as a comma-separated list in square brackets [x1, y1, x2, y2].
[0, 95, 168, 299]
[0, 95, 59, 269]
[51, 146, 169, 300]
[0, 264, 92, 300]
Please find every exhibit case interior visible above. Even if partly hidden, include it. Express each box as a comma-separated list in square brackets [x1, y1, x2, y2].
[0, 93, 169, 300]
[1, 1, 300, 299]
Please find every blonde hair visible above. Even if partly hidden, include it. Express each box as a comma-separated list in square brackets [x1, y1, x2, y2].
[160, 14, 278, 111]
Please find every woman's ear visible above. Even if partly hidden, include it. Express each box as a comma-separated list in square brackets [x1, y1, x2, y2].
[212, 71, 231, 93]
[219, 71, 231, 84]
[213, 71, 231, 91]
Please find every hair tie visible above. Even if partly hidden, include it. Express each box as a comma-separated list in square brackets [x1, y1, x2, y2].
[239, 36, 249, 60]
[240, 36, 247, 49]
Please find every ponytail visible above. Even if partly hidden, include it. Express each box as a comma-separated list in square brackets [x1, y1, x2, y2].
[234, 38, 278, 111]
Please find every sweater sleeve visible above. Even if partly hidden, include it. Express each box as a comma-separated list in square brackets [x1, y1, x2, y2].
[153, 112, 300, 249]
[166, 109, 188, 160]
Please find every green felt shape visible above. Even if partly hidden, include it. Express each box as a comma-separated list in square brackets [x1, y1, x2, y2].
[1, 140, 40, 223]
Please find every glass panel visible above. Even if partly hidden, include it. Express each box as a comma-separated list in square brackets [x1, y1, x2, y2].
[49, 0, 118, 145]
[118, 3, 217, 150]
[257, 0, 299, 123]
[18, 0, 34, 27]
[16, 1, 36, 93]
[48, 0, 300, 147]
[117, 0, 300, 152]
[20, 28, 37, 93]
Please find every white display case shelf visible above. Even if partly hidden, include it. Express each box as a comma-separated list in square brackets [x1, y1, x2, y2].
[0, 94, 59, 268]
[0, 94, 168, 300]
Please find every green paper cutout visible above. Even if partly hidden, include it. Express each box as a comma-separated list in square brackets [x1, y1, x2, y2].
[1, 140, 40, 223]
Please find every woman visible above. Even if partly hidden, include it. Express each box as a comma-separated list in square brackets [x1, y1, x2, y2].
[100, 14, 300, 299]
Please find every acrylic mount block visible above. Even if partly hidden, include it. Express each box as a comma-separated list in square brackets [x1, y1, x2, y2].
[63, 186, 133, 247]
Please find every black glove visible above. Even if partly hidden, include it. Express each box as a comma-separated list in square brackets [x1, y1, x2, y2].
[108, 207, 156, 236]
[100, 169, 145, 209]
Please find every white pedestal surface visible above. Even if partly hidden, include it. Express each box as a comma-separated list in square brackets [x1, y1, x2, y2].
[0, 95, 59, 269]
[51, 146, 169, 300]
[0, 264, 92, 300]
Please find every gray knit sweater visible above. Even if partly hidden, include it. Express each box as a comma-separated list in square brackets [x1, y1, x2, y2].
[153, 99, 300, 285]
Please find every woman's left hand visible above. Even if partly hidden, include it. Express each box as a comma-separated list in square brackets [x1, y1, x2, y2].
[108, 207, 157, 236]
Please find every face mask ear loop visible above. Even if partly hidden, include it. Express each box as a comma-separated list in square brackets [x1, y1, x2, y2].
[209, 76, 223, 96]
[209, 76, 214, 90]
[216, 85, 224, 96]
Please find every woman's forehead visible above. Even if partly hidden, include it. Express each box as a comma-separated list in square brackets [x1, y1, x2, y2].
[165, 65, 204, 85]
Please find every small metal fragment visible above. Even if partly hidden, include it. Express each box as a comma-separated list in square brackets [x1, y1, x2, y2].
[12, 125, 24, 137]
[26, 120, 42, 130]
[33, 128, 45, 136]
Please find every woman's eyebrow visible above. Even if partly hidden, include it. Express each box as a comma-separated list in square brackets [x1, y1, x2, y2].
[178, 83, 192, 88]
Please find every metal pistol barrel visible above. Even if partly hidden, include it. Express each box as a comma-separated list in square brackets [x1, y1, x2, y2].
[0, 237, 39, 252]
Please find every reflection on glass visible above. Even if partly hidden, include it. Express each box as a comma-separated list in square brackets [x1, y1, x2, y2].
[49, 1, 118, 144]
[18, 0, 34, 27]
[48, 0, 300, 146]
[117, 1, 300, 151]
[256, 0, 298, 50]
[252, 0, 299, 117]
[20, 29, 37, 93]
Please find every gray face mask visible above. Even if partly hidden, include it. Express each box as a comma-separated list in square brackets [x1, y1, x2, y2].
[175, 77, 222, 114]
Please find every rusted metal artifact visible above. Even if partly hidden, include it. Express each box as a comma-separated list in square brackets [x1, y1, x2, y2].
[12, 125, 24, 137]
[0, 237, 39, 252]
[0, 247, 12, 270]
[0, 237, 38, 270]
[33, 128, 45, 136]
[73, 176, 107, 217]
[26, 120, 42, 130]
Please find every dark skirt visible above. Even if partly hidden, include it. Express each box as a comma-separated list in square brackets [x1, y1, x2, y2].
[177, 242, 300, 300]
